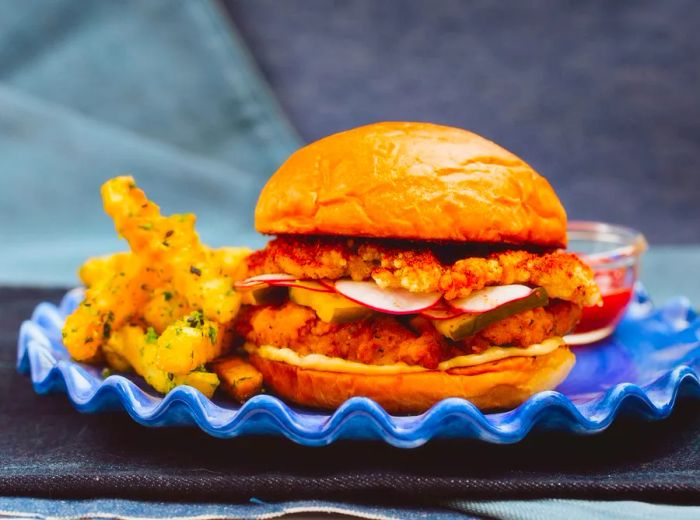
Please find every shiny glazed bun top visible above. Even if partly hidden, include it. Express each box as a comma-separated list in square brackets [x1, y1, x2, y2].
[255, 122, 567, 248]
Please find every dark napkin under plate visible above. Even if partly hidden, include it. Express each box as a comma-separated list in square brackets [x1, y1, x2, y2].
[1, 287, 699, 505]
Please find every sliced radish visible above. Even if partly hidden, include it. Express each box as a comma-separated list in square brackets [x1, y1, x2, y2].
[420, 303, 466, 320]
[334, 280, 441, 315]
[234, 273, 297, 289]
[272, 279, 333, 292]
[318, 279, 337, 291]
[234, 275, 334, 293]
[448, 284, 534, 313]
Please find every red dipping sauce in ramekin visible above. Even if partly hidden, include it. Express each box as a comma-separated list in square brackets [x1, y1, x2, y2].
[565, 221, 648, 345]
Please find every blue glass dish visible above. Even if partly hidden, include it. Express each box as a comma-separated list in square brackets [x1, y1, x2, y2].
[17, 286, 700, 447]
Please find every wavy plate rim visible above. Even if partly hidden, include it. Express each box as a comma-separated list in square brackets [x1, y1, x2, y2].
[16, 287, 700, 447]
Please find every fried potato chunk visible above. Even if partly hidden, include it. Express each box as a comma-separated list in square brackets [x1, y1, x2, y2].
[156, 311, 230, 375]
[143, 288, 191, 334]
[105, 325, 220, 398]
[63, 253, 152, 361]
[211, 356, 263, 402]
[101, 176, 245, 323]
[62, 176, 253, 398]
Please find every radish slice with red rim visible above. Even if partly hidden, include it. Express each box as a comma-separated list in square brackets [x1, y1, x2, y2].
[235, 275, 334, 293]
[234, 273, 297, 289]
[334, 280, 441, 314]
[318, 279, 337, 291]
[420, 303, 466, 320]
[273, 280, 333, 292]
[448, 284, 534, 313]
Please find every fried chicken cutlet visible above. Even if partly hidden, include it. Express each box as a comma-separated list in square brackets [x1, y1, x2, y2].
[247, 236, 599, 307]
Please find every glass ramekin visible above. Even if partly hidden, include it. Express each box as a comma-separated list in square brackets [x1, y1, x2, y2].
[564, 221, 648, 345]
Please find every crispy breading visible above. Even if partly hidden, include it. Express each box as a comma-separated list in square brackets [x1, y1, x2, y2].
[247, 236, 601, 307]
[62, 176, 252, 398]
[471, 301, 581, 350]
[440, 250, 598, 306]
[235, 302, 448, 368]
[235, 301, 581, 368]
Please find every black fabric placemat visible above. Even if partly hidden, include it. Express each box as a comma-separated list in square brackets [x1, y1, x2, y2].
[1, 287, 699, 504]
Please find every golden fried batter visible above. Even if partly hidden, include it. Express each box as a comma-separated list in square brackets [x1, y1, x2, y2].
[236, 302, 447, 368]
[471, 301, 580, 350]
[236, 300, 581, 368]
[247, 236, 600, 307]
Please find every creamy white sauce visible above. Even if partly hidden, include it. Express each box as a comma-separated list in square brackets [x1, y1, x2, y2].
[244, 337, 564, 375]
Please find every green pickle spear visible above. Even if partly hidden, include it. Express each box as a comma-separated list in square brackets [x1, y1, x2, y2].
[432, 287, 549, 341]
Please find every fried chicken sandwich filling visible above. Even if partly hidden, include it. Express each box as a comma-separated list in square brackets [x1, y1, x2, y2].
[236, 236, 600, 370]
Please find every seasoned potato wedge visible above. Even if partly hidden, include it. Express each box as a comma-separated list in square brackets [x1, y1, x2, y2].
[62, 176, 250, 398]
[211, 356, 263, 402]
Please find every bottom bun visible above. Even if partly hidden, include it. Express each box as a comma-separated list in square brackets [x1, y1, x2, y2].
[249, 346, 575, 414]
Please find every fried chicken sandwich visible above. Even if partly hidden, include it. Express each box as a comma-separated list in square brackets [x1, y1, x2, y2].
[234, 122, 600, 413]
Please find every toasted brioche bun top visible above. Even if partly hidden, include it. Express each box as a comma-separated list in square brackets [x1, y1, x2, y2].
[255, 122, 567, 247]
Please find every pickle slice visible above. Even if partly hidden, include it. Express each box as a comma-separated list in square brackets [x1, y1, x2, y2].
[432, 287, 549, 341]
[289, 287, 372, 324]
[240, 286, 287, 306]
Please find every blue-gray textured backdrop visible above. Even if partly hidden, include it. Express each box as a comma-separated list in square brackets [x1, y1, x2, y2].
[228, 0, 700, 243]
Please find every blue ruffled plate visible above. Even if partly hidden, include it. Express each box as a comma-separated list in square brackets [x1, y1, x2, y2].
[17, 286, 700, 447]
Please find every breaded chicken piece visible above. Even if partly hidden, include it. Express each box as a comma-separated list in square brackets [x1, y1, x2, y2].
[236, 301, 581, 368]
[471, 300, 581, 350]
[247, 236, 601, 307]
[235, 302, 448, 368]
[438, 250, 597, 306]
